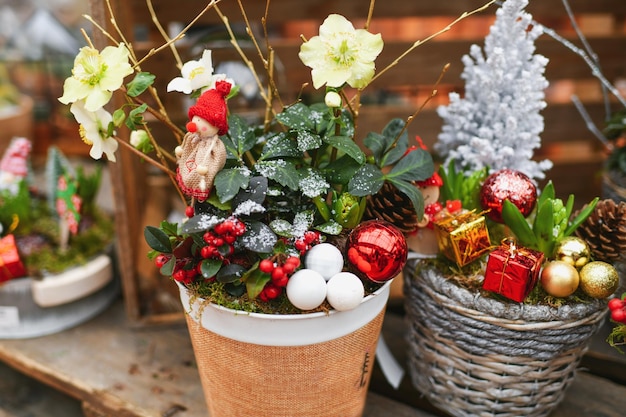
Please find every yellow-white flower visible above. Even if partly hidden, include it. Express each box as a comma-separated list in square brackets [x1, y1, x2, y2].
[167, 49, 232, 94]
[59, 44, 133, 112]
[70, 100, 119, 162]
[299, 14, 383, 90]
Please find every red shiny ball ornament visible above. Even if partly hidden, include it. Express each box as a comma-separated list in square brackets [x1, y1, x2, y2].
[346, 220, 408, 283]
[480, 169, 537, 223]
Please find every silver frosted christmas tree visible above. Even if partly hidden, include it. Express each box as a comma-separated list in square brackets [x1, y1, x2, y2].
[434, 0, 552, 181]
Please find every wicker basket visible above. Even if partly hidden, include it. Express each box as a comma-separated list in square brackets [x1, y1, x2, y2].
[178, 281, 391, 417]
[403, 261, 607, 417]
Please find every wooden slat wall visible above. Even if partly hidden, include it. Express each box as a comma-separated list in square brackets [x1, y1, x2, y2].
[107, 0, 626, 323]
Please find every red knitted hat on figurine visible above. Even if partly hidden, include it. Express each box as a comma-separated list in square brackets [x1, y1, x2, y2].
[188, 80, 232, 135]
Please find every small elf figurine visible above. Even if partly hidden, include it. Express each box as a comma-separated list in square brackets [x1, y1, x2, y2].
[0, 137, 31, 195]
[175, 80, 231, 202]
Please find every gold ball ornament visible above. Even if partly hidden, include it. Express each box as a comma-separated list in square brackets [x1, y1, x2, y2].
[579, 261, 619, 299]
[554, 236, 590, 268]
[540, 260, 580, 298]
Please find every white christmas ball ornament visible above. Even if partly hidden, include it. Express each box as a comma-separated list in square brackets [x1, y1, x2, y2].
[286, 269, 327, 311]
[326, 272, 365, 311]
[304, 243, 344, 281]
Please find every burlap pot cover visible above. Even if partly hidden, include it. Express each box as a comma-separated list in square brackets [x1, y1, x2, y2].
[178, 281, 391, 417]
[403, 261, 607, 417]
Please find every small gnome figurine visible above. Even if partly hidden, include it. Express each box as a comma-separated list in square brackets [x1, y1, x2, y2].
[0, 137, 31, 195]
[175, 80, 230, 201]
[405, 172, 444, 256]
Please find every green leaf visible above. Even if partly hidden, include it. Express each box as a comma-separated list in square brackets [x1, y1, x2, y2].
[380, 118, 408, 167]
[534, 199, 555, 255]
[537, 181, 555, 207]
[388, 179, 425, 219]
[260, 132, 300, 159]
[348, 164, 385, 196]
[564, 194, 575, 220]
[182, 213, 221, 234]
[244, 268, 271, 300]
[228, 115, 258, 155]
[216, 263, 247, 283]
[315, 220, 343, 235]
[313, 195, 331, 222]
[323, 135, 365, 164]
[295, 129, 323, 152]
[199, 258, 223, 279]
[321, 154, 362, 185]
[232, 176, 268, 210]
[502, 200, 537, 248]
[270, 219, 293, 237]
[214, 168, 250, 204]
[160, 256, 176, 276]
[363, 131, 386, 165]
[125, 103, 148, 130]
[242, 220, 277, 253]
[275, 102, 313, 130]
[386, 148, 434, 182]
[126, 72, 155, 97]
[254, 160, 300, 190]
[564, 197, 599, 237]
[144, 226, 172, 253]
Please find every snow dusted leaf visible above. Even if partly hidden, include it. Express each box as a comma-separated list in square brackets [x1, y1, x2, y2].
[323, 135, 365, 164]
[270, 219, 293, 237]
[291, 211, 314, 238]
[232, 176, 268, 209]
[298, 167, 329, 198]
[182, 213, 222, 233]
[241, 220, 277, 253]
[275, 102, 313, 130]
[260, 132, 300, 159]
[322, 154, 362, 185]
[296, 129, 322, 152]
[215, 167, 250, 203]
[228, 114, 258, 155]
[316, 220, 343, 235]
[348, 163, 385, 196]
[254, 159, 300, 190]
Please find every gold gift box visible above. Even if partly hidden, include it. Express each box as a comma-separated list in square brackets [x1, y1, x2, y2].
[434, 210, 491, 267]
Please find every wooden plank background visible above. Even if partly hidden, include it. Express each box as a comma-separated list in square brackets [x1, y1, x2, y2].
[94, 0, 626, 323]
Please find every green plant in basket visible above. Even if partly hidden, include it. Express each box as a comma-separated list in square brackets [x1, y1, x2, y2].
[502, 181, 598, 258]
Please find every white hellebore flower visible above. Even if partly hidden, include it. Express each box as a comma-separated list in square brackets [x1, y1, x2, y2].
[167, 49, 233, 94]
[299, 14, 383, 90]
[59, 44, 133, 112]
[324, 90, 342, 108]
[70, 100, 119, 162]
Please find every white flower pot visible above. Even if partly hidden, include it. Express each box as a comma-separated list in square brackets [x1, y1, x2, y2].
[178, 280, 391, 417]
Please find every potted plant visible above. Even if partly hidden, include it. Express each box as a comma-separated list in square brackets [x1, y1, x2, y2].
[402, 1, 622, 416]
[0, 140, 116, 339]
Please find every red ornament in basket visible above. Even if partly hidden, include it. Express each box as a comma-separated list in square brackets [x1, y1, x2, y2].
[483, 239, 544, 302]
[0, 234, 26, 283]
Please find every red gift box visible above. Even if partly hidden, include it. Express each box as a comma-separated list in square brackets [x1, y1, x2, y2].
[0, 234, 27, 283]
[483, 241, 544, 302]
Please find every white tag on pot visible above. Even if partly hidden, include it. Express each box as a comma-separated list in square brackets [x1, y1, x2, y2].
[0, 306, 20, 328]
[376, 337, 404, 389]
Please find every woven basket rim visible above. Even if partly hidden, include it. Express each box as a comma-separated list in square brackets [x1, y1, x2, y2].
[409, 261, 606, 325]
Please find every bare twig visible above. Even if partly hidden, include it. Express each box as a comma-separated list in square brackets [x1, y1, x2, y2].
[570, 94, 612, 149]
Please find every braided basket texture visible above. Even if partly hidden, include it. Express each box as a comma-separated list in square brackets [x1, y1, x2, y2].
[403, 261, 607, 417]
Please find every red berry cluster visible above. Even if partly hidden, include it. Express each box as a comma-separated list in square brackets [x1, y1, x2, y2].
[258, 255, 301, 301]
[174, 259, 199, 284]
[609, 297, 626, 324]
[293, 230, 321, 254]
[201, 218, 246, 260]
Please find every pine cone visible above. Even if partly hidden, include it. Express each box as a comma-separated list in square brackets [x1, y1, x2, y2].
[575, 199, 626, 262]
[364, 182, 418, 233]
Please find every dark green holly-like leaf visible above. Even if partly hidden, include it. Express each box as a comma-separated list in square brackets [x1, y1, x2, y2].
[296, 129, 322, 153]
[182, 213, 221, 234]
[315, 220, 343, 235]
[275, 102, 313, 130]
[160, 256, 176, 276]
[348, 164, 385, 196]
[244, 268, 270, 300]
[144, 226, 172, 253]
[126, 72, 155, 97]
[363, 131, 386, 165]
[214, 167, 250, 204]
[386, 148, 434, 182]
[323, 135, 365, 164]
[199, 258, 223, 279]
[241, 220, 277, 253]
[388, 179, 425, 219]
[254, 160, 300, 190]
[260, 132, 300, 159]
[269, 219, 293, 237]
[322, 154, 362, 185]
[380, 119, 409, 167]
[216, 263, 247, 283]
[232, 176, 268, 210]
[228, 115, 258, 155]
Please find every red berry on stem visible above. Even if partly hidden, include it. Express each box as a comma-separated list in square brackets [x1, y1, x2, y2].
[273, 275, 289, 287]
[272, 266, 285, 281]
[185, 206, 195, 218]
[282, 262, 296, 274]
[224, 234, 237, 244]
[286, 256, 301, 267]
[154, 254, 169, 268]
[259, 259, 274, 273]
[611, 308, 626, 323]
[608, 298, 624, 311]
